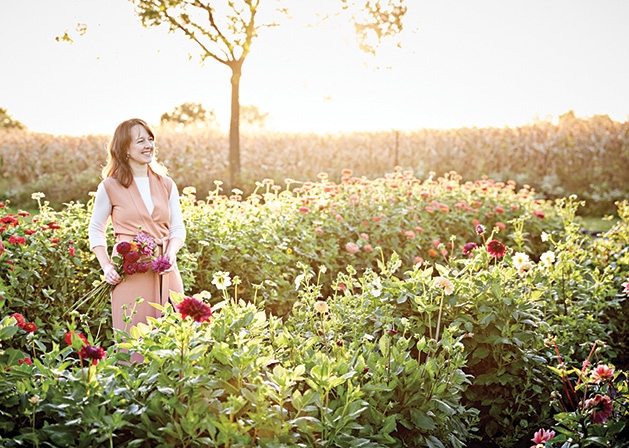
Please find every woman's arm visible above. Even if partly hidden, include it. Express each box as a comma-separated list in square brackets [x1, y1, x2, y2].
[164, 181, 186, 272]
[88, 182, 120, 284]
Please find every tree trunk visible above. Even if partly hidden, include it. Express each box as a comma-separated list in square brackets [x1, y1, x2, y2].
[229, 61, 242, 188]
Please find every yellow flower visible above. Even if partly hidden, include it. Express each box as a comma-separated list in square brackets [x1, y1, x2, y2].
[433, 276, 454, 295]
[314, 300, 329, 313]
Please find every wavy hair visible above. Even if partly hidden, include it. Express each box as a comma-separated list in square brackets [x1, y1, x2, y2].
[102, 118, 166, 187]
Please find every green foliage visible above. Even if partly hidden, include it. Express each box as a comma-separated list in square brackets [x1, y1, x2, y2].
[0, 175, 628, 447]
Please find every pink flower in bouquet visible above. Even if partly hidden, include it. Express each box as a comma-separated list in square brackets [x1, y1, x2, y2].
[151, 256, 171, 274]
[134, 232, 156, 257]
[177, 296, 213, 323]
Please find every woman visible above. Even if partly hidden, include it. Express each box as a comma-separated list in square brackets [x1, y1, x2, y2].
[88, 118, 185, 359]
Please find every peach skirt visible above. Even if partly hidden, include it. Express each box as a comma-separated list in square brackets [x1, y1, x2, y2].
[110, 264, 183, 333]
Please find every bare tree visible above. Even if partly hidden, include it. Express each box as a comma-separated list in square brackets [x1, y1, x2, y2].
[129, 0, 407, 187]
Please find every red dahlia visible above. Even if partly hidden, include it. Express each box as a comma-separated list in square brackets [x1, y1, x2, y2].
[486, 239, 506, 258]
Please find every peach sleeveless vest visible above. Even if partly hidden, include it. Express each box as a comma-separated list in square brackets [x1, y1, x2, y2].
[102, 169, 172, 243]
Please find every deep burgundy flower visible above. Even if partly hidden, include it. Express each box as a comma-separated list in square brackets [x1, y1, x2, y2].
[11, 313, 26, 329]
[462, 242, 478, 257]
[136, 261, 150, 273]
[65, 331, 88, 347]
[151, 256, 172, 274]
[177, 297, 213, 323]
[487, 239, 506, 258]
[475, 224, 486, 235]
[116, 241, 131, 255]
[23, 322, 37, 333]
[585, 394, 614, 424]
[124, 251, 140, 263]
[78, 345, 106, 365]
[123, 261, 138, 275]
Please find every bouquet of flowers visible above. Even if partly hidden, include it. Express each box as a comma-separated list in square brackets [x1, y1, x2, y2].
[72, 232, 171, 315]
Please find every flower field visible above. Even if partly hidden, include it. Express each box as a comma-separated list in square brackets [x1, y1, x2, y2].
[1, 169, 628, 447]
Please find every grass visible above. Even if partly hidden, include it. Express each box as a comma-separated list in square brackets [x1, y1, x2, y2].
[578, 215, 619, 232]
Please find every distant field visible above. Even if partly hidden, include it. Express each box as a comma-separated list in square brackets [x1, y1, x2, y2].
[1, 112, 627, 216]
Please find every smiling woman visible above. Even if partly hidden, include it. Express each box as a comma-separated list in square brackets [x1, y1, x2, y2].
[87, 118, 186, 363]
[0, 0, 628, 135]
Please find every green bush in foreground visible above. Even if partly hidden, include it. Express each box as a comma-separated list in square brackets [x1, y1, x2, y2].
[0, 171, 628, 446]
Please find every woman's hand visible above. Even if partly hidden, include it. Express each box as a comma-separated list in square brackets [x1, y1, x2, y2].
[162, 251, 177, 274]
[104, 264, 122, 285]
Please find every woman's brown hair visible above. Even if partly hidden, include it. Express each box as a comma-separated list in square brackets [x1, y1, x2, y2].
[102, 118, 157, 188]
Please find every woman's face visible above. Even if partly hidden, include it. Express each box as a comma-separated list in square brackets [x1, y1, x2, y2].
[127, 124, 154, 168]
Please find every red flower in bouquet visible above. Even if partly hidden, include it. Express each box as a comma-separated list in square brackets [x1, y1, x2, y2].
[72, 231, 171, 315]
[177, 296, 213, 323]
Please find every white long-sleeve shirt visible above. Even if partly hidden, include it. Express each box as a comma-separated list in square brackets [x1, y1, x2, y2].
[88, 177, 186, 250]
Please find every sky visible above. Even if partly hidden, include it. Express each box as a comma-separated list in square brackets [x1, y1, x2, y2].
[1, 0, 628, 136]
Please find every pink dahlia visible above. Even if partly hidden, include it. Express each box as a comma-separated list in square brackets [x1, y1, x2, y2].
[591, 364, 614, 383]
[151, 256, 171, 274]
